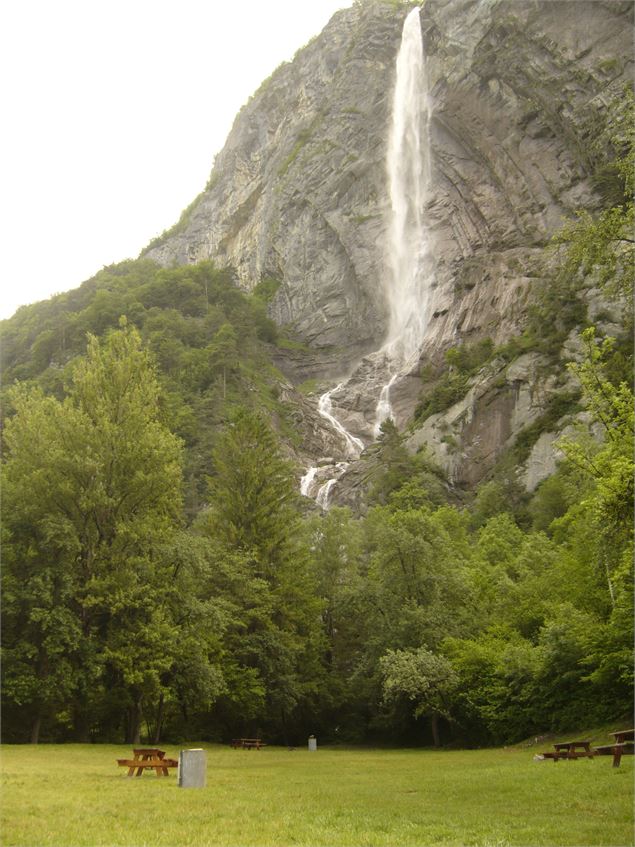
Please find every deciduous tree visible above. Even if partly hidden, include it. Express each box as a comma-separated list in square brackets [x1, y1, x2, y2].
[2, 321, 185, 742]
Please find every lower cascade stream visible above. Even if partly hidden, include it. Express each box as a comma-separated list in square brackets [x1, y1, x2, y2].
[301, 7, 434, 508]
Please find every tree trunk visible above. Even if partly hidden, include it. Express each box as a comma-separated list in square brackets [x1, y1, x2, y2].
[30, 712, 42, 744]
[430, 713, 441, 748]
[126, 700, 143, 745]
[602, 554, 616, 607]
[132, 705, 142, 745]
[74, 709, 92, 743]
[280, 709, 290, 748]
[153, 693, 165, 745]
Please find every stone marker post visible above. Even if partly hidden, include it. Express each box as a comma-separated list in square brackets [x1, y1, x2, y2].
[178, 748, 206, 788]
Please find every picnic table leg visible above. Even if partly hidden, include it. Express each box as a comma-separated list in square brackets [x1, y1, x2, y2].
[613, 746, 622, 767]
[127, 766, 135, 777]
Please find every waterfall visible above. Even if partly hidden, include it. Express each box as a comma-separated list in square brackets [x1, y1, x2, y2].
[318, 385, 364, 458]
[316, 478, 337, 509]
[300, 7, 433, 507]
[373, 373, 399, 437]
[312, 387, 363, 509]
[300, 466, 318, 497]
[374, 6, 431, 432]
[299, 386, 363, 510]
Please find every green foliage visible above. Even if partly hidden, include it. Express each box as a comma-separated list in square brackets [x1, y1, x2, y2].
[444, 338, 494, 373]
[366, 420, 446, 507]
[278, 126, 315, 177]
[193, 409, 323, 739]
[494, 329, 541, 363]
[2, 323, 192, 742]
[557, 328, 634, 638]
[527, 463, 591, 534]
[2, 307, 631, 744]
[415, 338, 494, 423]
[553, 204, 634, 301]
[445, 362, 633, 741]
[0, 258, 305, 526]
[445, 630, 543, 743]
[380, 647, 458, 742]
[204, 408, 299, 568]
[251, 276, 281, 303]
[469, 476, 527, 530]
[510, 391, 580, 465]
[363, 504, 476, 656]
[588, 83, 635, 206]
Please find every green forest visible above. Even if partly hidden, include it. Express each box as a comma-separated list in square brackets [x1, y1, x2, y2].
[1, 89, 633, 751]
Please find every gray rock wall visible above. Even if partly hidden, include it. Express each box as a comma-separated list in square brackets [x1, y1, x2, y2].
[422, 0, 633, 353]
[145, 2, 404, 370]
[145, 0, 632, 372]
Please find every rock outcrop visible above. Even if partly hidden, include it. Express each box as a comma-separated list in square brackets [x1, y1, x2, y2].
[406, 352, 568, 487]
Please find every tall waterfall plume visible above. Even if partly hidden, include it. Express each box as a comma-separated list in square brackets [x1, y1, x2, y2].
[374, 6, 432, 433]
[300, 6, 434, 506]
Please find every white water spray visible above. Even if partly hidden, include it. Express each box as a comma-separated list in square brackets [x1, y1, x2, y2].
[316, 478, 337, 509]
[374, 6, 432, 432]
[318, 385, 364, 458]
[300, 466, 318, 497]
[374, 374, 399, 437]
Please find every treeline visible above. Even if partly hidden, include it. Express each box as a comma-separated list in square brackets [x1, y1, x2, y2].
[2, 82, 633, 748]
[1, 259, 296, 520]
[1, 316, 632, 746]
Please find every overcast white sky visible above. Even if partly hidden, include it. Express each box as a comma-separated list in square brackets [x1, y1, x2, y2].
[0, 0, 351, 320]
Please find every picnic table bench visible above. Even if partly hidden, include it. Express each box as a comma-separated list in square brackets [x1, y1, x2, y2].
[230, 738, 266, 750]
[593, 729, 634, 767]
[117, 747, 178, 777]
[541, 740, 594, 761]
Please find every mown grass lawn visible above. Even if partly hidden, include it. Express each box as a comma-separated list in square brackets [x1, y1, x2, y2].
[1, 743, 632, 846]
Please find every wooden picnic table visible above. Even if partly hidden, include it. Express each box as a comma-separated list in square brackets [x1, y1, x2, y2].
[593, 729, 634, 767]
[610, 729, 634, 744]
[116, 747, 178, 777]
[542, 740, 594, 761]
[230, 738, 265, 750]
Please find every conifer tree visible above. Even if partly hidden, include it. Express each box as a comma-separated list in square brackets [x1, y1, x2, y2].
[201, 408, 323, 739]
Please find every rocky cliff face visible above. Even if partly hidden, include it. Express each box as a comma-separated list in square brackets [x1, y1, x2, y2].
[144, 0, 633, 492]
[422, 0, 632, 348]
[145, 2, 404, 371]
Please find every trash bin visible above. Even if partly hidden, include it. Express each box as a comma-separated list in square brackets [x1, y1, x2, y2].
[308, 735, 317, 752]
[178, 748, 206, 788]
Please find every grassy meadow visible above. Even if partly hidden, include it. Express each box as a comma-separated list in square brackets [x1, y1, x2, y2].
[1, 741, 633, 847]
